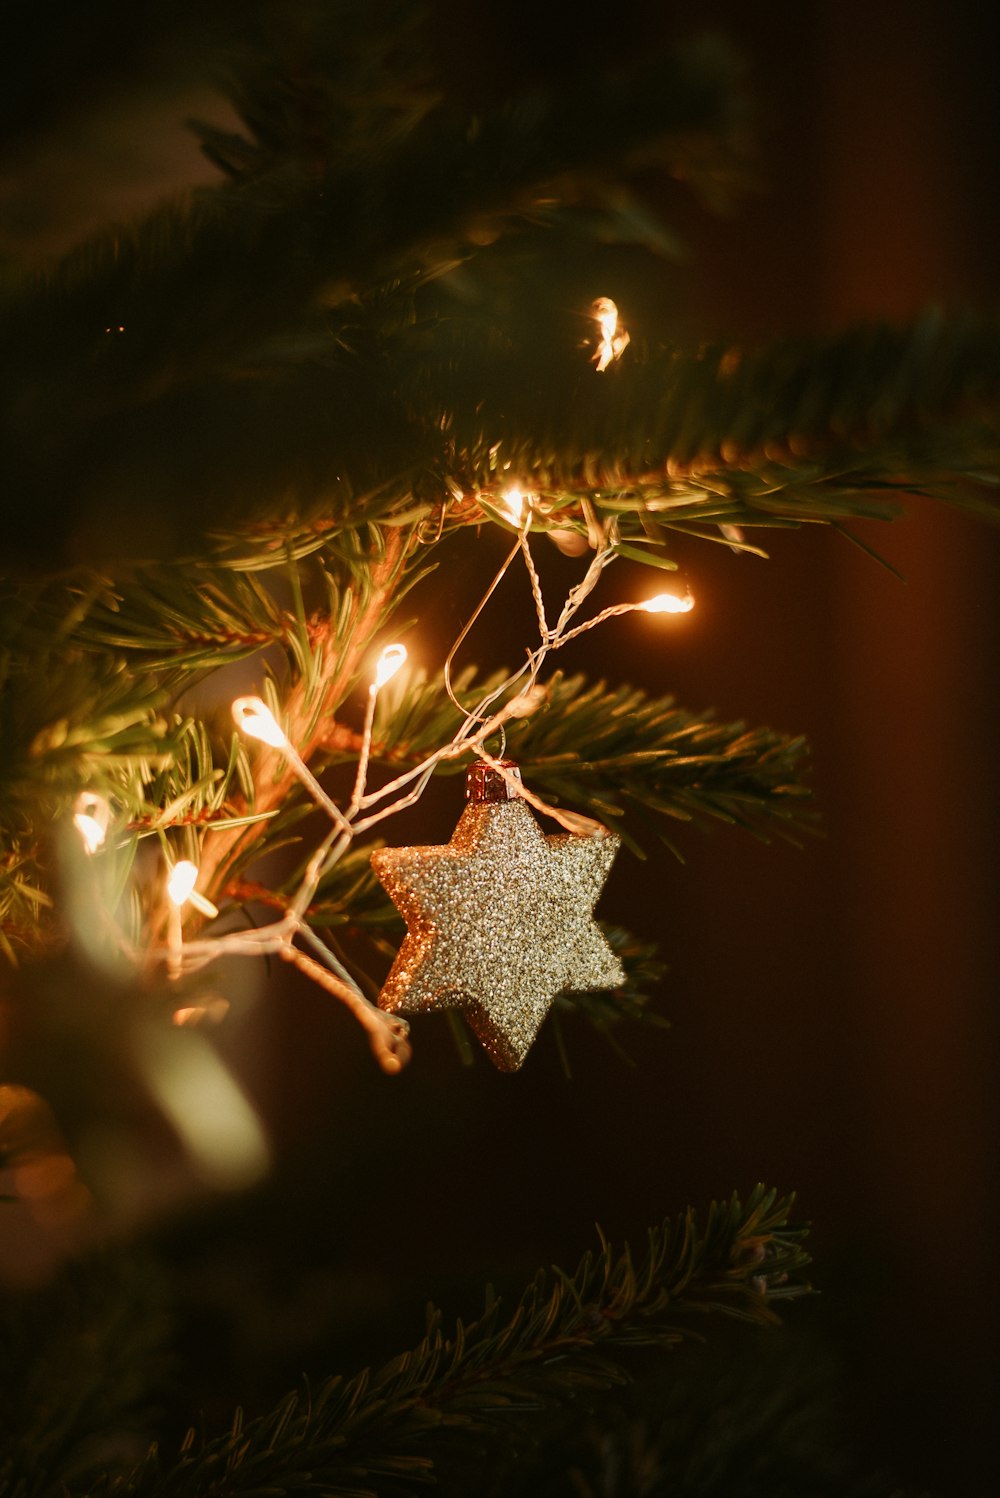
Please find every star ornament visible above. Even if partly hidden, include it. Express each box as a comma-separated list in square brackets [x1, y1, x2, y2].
[371, 773, 625, 1070]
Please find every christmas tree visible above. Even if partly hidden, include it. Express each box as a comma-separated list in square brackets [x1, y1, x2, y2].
[1, 4, 997, 1494]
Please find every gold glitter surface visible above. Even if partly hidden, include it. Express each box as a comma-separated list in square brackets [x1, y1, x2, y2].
[370, 799, 625, 1071]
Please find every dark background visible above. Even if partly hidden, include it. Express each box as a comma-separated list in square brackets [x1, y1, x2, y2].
[2, 2, 998, 1493]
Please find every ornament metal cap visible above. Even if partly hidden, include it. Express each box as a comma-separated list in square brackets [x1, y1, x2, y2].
[465, 759, 522, 804]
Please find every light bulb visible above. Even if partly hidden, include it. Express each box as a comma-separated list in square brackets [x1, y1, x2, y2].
[72, 791, 109, 853]
[641, 592, 694, 614]
[167, 860, 198, 907]
[593, 296, 629, 371]
[166, 860, 218, 918]
[502, 486, 532, 524]
[232, 696, 286, 748]
[374, 643, 407, 689]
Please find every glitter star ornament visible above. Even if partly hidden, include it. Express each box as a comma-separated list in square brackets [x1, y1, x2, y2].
[371, 761, 625, 1070]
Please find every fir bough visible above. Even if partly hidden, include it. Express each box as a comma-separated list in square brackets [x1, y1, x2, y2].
[64, 1188, 807, 1498]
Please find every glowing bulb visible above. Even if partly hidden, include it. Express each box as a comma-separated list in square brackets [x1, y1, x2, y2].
[374, 643, 407, 689]
[593, 296, 629, 372]
[502, 486, 532, 524]
[232, 697, 286, 748]
[74, 815, 106, 854]
[167, 860, 198, 906]
[166, 860, 219, 918]
[72, 792, 109, 853]
[641, 592, 694, 614]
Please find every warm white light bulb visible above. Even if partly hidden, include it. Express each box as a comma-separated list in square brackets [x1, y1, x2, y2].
[596, 297, 618, 339]
[167, 860, 198, 906]
[641, 592, 695, 615]
[374, 643, 407, 689]
[593, 296, 629, 371]
[74, 815, 106, 854]
[232, 696, 287, 748]
[72, 792, 109, 853]
[166, 859, 218, 918]
[502, 486, 531, 524]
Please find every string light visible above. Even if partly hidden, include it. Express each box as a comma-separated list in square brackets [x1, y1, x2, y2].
[593, 296, 629, 372]
[166, 859, 219, 919]
[543, 586, 695, 648]
[641, 591, 695, 614]
[502, 486, 532, 525]
[233, 694, 351, 834]
[64, 270, 695, 1076]
[232, 697, 287, 748]
[72, 791, 109, 854]
[72, 495, 695, 1073]
[351, 643, 409, 812]
[374, 643, 407, 689]
[165, 858, 217, 982]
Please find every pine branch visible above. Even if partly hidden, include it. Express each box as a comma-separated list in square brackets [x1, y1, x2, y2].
[0, 600, 174, 947]
[0, 592, 171, 947]
[1, 617, 805, 956]
[436, 305, 1000, 545]
[91, 1189, 808, 1498]
[10, 281, 999, 575]
[70, 569, 293, 672]
[4, 3, 997, 573]
[0, 529, 418, 949]
[169, 529, 411, 923]
[1, 33, 743, 571]
[248, 840, 397, 932]
[0, 644, 171, 820]
[356, 666, 814, 854]
[515, 679, 813, 854]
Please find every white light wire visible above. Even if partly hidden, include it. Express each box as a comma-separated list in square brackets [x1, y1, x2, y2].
[131, 509, 687, 1068]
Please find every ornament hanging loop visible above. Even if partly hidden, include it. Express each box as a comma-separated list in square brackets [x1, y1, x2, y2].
[466, 758, 522, 804]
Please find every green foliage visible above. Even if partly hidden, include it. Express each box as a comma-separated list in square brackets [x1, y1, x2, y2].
[433, 303, 1000, 554]
[513, 675, 813, 855]
[0, 593, 170, 948]
[0, 4, 985, 1492]
[0, 15, 745, 572]
[0, 0, 988, 983]
[12, 6, 997, 575]
[70, 569, 291, 671]
[41, 1188, 803, 1498]
[0, 845, 54, 961]
[0, 527, 426, 945]
[0, 624, 170, 819]
[2, 2, 998, 589]
[368, 665, 813, 855]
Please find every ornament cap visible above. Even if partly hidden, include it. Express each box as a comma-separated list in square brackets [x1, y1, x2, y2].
[465, 759, 522, 804]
